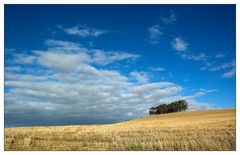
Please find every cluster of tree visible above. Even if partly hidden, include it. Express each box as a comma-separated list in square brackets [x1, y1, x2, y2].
[149, 100, 188, 115]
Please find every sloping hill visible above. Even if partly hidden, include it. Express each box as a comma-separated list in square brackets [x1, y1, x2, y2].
[5, 109, 236, 151]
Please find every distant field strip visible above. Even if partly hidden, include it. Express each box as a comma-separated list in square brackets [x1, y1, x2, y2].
[5, 109, 236, 151]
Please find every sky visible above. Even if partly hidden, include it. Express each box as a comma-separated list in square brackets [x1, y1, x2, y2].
[4, 4, 236, 127]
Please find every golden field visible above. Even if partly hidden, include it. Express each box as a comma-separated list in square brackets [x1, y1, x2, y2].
[4, 108, 236, 151]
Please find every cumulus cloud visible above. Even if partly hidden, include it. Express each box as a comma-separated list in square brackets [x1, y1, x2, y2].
[172, 37, 188, 52]
[58, 25, 108, 38]
[5, 39, 216, 127]
[42, 39, 140, 67]
[147, 25, 163, 44]
[36, 51, 91, 73]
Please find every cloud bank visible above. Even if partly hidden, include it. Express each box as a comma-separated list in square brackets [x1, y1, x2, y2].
[5, 39, 216, 127]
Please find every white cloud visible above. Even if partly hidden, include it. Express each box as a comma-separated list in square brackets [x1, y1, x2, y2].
[129, 82, 174, 94]
[13, 54, 37, 64]
[126, 112, 133, 116]
[44, 39, 87, 52]
[172, 37, 188, 52]
[151, 86, 182, 98]
[5, 39, 216, 127]
[5, 73, 52, 81]
[45, 39, 81, 48]
[5, 48, 16, 53]
[179, 52, 207, 61]
[92, 50, 140, 65]
[172, 37, 208, 62]
[36, 51, 91, 73]
[179, 88, 217, 100]
[130, 71, 149, 84]
[147, 25, 163, 44]
[150, 67, 165, 71]
[215, 52, 225, 58]
[59, 25, 108, 38]
[147, 11, 176, 44]
[5, 66, 22, 72]
[161, 11, 176, 24]
[36, 39, 140, 69]
[207, 60, 235, 71]
[44, 39, 140, 66]
[195, 88, 218, 97]
[222, 68, 236, 78]
[151, 88, 216, 111]
[187, 100, 214, 110]
[201, 60, 236, 78]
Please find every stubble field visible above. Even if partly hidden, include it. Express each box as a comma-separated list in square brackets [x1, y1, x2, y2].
[5, 108, 236, 151]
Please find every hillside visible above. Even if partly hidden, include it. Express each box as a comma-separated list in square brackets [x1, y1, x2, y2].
[4, 109, 236, 151]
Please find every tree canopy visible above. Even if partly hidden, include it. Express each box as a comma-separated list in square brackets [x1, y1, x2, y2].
[149, 100, 188, 115]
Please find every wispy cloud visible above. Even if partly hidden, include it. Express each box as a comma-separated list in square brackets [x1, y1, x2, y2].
[201, 60, 236, 78]
[201, 60, 235, 71]
[45, 39, 82, 48]
[161, 11, 176, 24]
[11, 39, 140, 71]
[44, 39, 140, 66]
[5, 66, 22, 72]
[215, 52, 225, 58]
[130, 71, 149, 84]
[172, 37, 188, 52]
[92, 50, 141, 66]
[222, 60, 236, 78]
[179, 52, 207, 61]
[12, 54, 37, 64]
[5, 48, 16, 53]
[147, 11, 176, 45]
[222, 68, 236, 78]
[58, 25, 108, 38]
[150, 67, 165, 72]
[172, 37, 208, 61]
[147, 25, 163, 44]
[183, 77, 190, 82]
[181, 89, 217, 101]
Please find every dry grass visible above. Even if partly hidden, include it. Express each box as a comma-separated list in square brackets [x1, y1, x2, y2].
[4, 108, 236, 151]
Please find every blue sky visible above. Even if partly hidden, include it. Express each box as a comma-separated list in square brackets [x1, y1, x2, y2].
[4, 5, 236, 127]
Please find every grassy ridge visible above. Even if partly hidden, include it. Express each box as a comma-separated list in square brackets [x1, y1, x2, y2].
[4, 109, 236, 151]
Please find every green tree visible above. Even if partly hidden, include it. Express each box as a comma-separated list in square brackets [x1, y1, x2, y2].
[149, 100, 188, 115]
